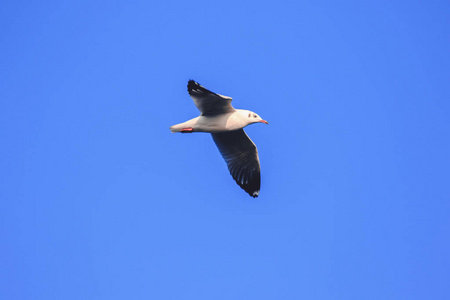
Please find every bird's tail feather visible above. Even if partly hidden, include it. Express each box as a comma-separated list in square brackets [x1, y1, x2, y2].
[170, 124, 182, 133]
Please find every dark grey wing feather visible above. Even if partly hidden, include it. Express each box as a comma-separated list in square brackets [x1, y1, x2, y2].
[211, 129, 261, 197]
[187, 80, 235, 116]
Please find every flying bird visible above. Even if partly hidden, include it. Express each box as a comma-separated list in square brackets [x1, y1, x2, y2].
[170, 80, 268, 198]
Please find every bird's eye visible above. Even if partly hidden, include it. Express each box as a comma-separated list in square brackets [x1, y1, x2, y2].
[253, 115, 257, 118]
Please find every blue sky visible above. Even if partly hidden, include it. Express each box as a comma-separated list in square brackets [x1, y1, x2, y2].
[1, 1, 449, 299]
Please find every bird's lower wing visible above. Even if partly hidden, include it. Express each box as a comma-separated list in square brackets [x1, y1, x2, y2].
[211, 129, 261, 197]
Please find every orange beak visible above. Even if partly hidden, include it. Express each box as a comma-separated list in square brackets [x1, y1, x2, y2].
[259, 120, 269, 124]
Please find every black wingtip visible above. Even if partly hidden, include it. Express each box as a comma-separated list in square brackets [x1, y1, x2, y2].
[187, 79, 215, 97]
[187, 79, 199, 92]
[238, 177, 261, 198]
[237, 183, 259, 198]
[246, 188, 260, 198]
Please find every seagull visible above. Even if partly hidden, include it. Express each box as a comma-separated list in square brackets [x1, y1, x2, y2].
[170, 80, 268, 198]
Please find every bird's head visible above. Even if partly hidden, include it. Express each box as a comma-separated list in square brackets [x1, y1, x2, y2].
[244, 110, 268, 125]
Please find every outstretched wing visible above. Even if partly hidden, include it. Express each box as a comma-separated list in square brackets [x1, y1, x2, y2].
[187, 80, 235, 116]
[211, 129, 261, 197]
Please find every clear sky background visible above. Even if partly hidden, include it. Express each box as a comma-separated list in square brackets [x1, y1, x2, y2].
[1, 1, 449, 299]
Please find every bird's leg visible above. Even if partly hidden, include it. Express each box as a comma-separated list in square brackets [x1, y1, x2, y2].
[180, 127, 194, 133]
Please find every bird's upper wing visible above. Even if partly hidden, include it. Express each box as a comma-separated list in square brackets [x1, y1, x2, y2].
[211, 129, 261, 197]
[187, 80, 236, 116]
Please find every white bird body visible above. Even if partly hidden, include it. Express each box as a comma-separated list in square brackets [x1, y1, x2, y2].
[170, 80, 268, 197]
[170, 109, 259, 133]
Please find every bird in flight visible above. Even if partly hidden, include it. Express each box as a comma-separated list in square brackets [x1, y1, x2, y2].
[170, 80, 268, 197]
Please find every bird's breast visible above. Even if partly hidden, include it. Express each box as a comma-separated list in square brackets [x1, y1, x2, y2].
[195, 113, 245, 133]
